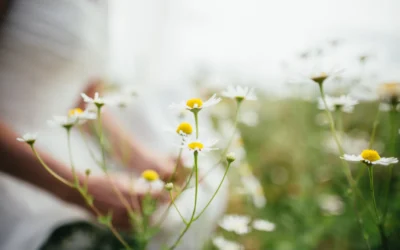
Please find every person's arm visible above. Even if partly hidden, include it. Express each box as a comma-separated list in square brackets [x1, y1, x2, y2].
[0, 121, 75, 201]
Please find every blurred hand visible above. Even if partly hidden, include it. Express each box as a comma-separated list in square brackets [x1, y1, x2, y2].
[70, 172, 169, 230]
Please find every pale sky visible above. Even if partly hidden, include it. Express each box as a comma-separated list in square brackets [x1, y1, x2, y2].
[110, 0, 400, 92]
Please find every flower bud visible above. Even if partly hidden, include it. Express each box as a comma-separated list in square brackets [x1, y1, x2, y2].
[85, 169, 91, 176]
[226, 152, 236, 163]
[165, 182, 174, 191]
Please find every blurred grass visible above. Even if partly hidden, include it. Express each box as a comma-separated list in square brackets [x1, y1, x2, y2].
[207, 95, 400, 250]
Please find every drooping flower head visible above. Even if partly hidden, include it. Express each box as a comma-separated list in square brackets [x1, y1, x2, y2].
[221, 86, 257, 102]
[17, 133, 37, 145]
[170, 94, 221, 112]
[341, 149, 398, 166]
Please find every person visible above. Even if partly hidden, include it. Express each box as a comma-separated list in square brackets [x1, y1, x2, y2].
[0, 1, 228, 249]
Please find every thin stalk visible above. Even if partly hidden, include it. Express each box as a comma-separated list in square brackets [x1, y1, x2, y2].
[66, 128, 79, 186]
[367, 165, 388, 250]
[31, 146, 74, 187]
[96, 107, 133, 214]
[169, 147, 183, 183]
[169, 192, 188, 225]
[194, 161, 232, 220]
[78, 126, 102, 167]
[382, 109, 398, 223]
[169, 151, 199, 250]
[356, 107, 380, 183]
[194, 111, 199, 139]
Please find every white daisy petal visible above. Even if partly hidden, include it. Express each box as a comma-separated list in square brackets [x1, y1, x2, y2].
[221, 85, 257, 101]
[318, 95, 358, 113]
[340, 154, 363, 162]
[218, 214, 251, 235]
[212, 236, 244, 250]
[17, 133, 38, 143]
[374, 157, 399, 166]
[252, 219, 276, 232]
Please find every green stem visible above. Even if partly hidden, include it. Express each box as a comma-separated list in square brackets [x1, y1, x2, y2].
[97, 107, 107, 171]
[169, 151, 199, 250]
[367, 165, 388, 249]
[169, 192, 188, 225]
[31, 146, 74, 187]
[66, 128, 79, 186]
[78, 126, 102, 167]
[220, 101, 242, 158]
[356, 106, 381, 183]
[382, 109, 398, 223]
[169, 147, 183, 183]
[194, 161, 231, 220]
[194, 111, 199, 139]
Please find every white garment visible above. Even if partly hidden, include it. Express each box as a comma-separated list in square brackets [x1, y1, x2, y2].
[0, 1, 227, 250]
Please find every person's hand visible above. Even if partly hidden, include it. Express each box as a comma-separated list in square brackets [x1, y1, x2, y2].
[69, 172, 169, 230]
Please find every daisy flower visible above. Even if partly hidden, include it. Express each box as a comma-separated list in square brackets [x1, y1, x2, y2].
[180, 138, 219, 153]
[48, 108, 96, 128]
[175, 122, 193, 136]
[318, 95, 359, 113]
[218, 214, 251, 235]
[133, 170, 165, 193]
[169, 94, 221, 112]
[221, 85, 257, 102]
[17, 132, 37, 145]
[378, 82, 400, 109]
[341, 149, 398, 166]
[212, 236, 244, 250]
[252, 219, 276, 232]
[81, 92, 112, 108]
[291, 67, 344, 86]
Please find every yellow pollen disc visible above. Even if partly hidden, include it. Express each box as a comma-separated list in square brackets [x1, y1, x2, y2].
[68, 108, 83, 117]
[176, 122, 193, 135]
[188, 142, 204, 150]
[142, 170, 159, 182]
[186, 98, 203, 109]
[361, 149, 381, 162]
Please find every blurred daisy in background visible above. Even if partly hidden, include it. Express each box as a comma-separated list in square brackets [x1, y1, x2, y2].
[48, 108, 96, 128]
[212, 236, 244, 250]
[134, 170, 165, 193]
[221, 86, 257, 102]
[252, 219, 276, 232]
[318, 95, 359, 113]
[169, 94, 221, 111]
[318, 194, 344, 216]
[218, 214, 251, 235]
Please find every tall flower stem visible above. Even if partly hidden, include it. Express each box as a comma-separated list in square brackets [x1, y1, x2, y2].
[381, 109, 398, 223]
[356, 107, 381, 183]
[96, 107, 133, 215]
[169, 151, 199, 250]
[319, 85, 372, 248]
[220, 101, 242, 158]
[194, 161, 232, 220]
[66, 128, 79, 185]
[31, 146, 74, 187]
[367, 165, 388, 250]
[194, 111, 199, 139]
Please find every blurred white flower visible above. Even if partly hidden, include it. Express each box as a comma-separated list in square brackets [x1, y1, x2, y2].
[221, 86, 257, 101]
[17, 132, 37, 144]
[81, 92, 113, 107]
[218, 214, 251, 235]
[48, 108, 96, 128]
[378, 82, 400, 105]
[240, 166, 267, 208]
[341, 149, 398, 166]
[239, 111, 259, 127]
[318, 195, 344, 216]
[169, 94, 221, 111]
[180, 138, 218, 153]
[212, 236, 244, 250]
[133, 170, 165, 193]
[252, 219, 276, 232]
[318, 95, 359, 113]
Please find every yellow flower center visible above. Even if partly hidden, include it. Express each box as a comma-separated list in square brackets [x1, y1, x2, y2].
[141, 170, 159, 182]
[361, 149, 381, 162]
[176, 122, 193, 135]
[186, 98, 203, 109]
[68, 108, 83, 117]
[188, 141, 204, 151]
[311, 72, 328, 85]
